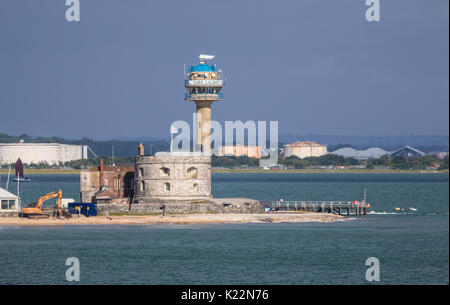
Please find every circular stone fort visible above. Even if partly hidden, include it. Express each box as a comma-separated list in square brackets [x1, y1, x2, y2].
[134, 153, 212, 202]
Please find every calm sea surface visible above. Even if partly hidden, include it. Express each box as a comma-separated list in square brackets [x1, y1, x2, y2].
[0, 173, 448, 284]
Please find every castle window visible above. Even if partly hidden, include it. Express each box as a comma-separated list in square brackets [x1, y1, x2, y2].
[164, 182, 171, 192]
[193, 183, 199, 192]
[141, 181, 145, 192]
[139, 167, 144, 177]
[187, 167, 198, 179]
[160, 167, 170, 177]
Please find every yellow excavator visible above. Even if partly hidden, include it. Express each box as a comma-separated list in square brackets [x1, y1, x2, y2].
[21, 190, 70, 219]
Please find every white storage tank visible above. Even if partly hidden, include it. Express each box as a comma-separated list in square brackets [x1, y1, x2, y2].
[0, 142, 88, 165]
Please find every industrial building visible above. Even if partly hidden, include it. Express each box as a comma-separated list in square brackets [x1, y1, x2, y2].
[389, 146, 425, 158]
[217, 145, 262, 158]
[283, 141, 327, 159]
[331, 147, 388, 160]
[0, 142, 88, 165]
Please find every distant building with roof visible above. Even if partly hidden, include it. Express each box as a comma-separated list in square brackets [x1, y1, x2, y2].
[217, 145, 262, 159]
[0, 141, 88, 165]
[331, 147, 388, 160]
[389, 146, 425, 158]
[283, 141, 327, 159]
[428, 152, 449, 159]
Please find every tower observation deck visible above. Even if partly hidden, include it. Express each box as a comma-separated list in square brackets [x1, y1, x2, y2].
[185, 54, 224, 154]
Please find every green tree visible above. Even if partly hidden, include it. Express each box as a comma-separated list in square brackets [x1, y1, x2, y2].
[438, 155, 449, 170]
[392, 156, 408, 169]
[317, 154, 346, 166]
[378, 154, 391, 166]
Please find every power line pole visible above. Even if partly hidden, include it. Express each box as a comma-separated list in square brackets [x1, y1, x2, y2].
[6, 164, 11, 191]
[112, 144, 115, 166]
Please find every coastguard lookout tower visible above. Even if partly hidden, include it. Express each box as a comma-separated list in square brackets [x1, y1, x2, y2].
[185, 54, 224, 154]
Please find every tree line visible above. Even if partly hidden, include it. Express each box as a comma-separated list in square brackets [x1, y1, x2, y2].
[3, 154, 448, 171]
[212, 154, 449, 170]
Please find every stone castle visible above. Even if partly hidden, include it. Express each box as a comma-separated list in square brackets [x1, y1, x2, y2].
[80, 55, 263, 214]
[134, 153, 212, 202]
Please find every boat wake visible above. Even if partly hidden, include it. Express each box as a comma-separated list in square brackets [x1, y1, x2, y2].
[368, 211, 418, 215]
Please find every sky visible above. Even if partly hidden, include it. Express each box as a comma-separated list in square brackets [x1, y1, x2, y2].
[0, 0, 448, 140]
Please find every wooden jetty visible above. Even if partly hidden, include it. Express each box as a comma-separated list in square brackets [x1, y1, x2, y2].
[264, 200, 369, 216]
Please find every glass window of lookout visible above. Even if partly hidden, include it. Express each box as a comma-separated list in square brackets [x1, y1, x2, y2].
[189, 64, 217, 73]
[189, 87, 221, 94]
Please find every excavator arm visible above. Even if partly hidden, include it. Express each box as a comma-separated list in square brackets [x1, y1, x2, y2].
[35, 190, 62, 210]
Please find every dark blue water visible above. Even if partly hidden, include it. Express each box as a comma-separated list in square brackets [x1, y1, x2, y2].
[0, 173, 448, 284]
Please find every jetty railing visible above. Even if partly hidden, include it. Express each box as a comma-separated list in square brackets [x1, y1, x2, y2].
[263, 200, 368, 216]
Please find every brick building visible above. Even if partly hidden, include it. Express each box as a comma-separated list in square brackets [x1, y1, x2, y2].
[80, 159, 134, 204]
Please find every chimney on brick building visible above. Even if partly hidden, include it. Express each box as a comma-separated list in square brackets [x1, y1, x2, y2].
[138, 143, 144, 156]
[100, 158, 104, 188]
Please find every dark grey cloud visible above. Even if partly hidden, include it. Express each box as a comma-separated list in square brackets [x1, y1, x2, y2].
[0, 0, 448, 139]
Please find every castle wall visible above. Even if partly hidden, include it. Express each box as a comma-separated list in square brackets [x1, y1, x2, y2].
[134, 155, 211, 201]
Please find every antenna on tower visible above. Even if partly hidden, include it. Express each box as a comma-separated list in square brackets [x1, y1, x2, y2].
[198, 54, 215, 64]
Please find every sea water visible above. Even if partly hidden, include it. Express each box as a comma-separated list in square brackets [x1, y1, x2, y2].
[0, 173, 448, 284]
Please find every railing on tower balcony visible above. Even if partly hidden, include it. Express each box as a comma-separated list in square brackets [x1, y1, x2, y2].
[185, 92, 224, 100]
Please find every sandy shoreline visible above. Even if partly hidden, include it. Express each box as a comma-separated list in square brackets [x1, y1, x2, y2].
[0, 213, 345, 226]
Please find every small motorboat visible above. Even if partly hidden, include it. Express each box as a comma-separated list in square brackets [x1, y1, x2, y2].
[13, 177, 31, 182]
